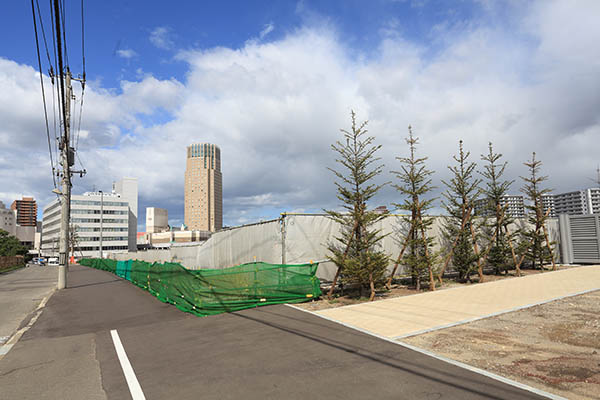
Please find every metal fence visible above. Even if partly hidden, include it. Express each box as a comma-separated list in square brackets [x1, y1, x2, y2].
[559, 214, 600, 264]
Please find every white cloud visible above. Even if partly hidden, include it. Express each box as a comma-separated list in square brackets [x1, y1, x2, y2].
[259, 23, 274, 39]
[149, 26, 174, 50]
[116, 49, 137, 59]
[2, 0, 600, 227]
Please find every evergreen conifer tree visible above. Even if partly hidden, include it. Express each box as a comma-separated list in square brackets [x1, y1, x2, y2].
[479, 143, 514, 275]
[392, 126, 437, 291]
[520, 152, 553, 269]
[325, 111, 389, 300]
[441, 140, 481, 282]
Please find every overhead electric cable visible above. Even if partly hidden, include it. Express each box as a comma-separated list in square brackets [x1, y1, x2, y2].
[53, 0, 68, 143]
[75, 0, 86, 152]
[49, 0, 62, 149]
[76, 151, 86, 171]
[80, 0, 86, 82]
[59, 0, 69, 67]
[49, 0, 58, 74]
[35, 0, 53, 69]
[31, 0, 57, 188]
[75, 94, 84, 150]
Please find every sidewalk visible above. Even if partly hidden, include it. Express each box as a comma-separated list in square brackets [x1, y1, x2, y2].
[0, 265, 57, 356]
[316, 265, 600, 339]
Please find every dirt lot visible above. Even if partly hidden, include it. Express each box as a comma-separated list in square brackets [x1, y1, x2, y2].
[402, 290, 600, 400]
[298, 266, 569, 312]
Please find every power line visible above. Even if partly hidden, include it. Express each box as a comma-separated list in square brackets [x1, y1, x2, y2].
[53, 0, 68, 143]
[31, 0, 57, 188]
[80, 0, 86, 81]
[59, 0, 69, 67]
[75, 93, 84, 150]
[49, 0, 58, 76]
[34, 0, 53, 69]
[49, 0, 62, 151]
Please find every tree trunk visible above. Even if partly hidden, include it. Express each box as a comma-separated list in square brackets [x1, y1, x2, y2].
[386, 225, 412, 289]
[369, 272, 376, 301]
[542, 223, 556, 271]
[470, 223, 484, 283]
[327, 220, 359, 298]
[416, 211, 435, 291]
[437, 207, 473, 285]
[505, 226, 521, 276]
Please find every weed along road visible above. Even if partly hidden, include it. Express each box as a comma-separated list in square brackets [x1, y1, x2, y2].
[0, 265, 550, 399]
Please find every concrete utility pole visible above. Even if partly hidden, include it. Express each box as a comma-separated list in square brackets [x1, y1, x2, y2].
[52, 0, 86, 289]
[57, 71, 73, 290]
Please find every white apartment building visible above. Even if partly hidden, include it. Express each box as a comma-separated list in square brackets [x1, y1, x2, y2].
[41, 178, 138, 258]
[473, 195, 526, 218]
[553, 188, 600, 216]
[541, 194, 556, 218]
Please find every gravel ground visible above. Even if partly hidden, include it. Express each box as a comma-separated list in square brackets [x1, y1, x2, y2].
[402, 290, 600, 400]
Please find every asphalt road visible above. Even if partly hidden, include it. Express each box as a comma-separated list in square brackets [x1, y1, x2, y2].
[0, 265, 549, 399]
[0, 265, 57, 347]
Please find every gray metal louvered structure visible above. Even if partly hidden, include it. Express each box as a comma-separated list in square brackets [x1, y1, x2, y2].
[559, 214, 600, 264]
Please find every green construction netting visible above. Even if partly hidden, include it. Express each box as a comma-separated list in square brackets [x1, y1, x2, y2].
[79, 258, 321, 316]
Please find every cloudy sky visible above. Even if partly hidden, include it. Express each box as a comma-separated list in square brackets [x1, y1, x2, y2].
[1, 0, 599, 230]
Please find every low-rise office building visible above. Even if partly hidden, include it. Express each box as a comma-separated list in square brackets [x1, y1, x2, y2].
[41, 178, 138, 258]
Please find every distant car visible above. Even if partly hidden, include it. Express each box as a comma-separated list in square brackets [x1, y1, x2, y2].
[47, 258, 59, 266]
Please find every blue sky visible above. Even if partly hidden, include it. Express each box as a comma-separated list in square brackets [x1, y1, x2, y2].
[4, 1, 486, 89]
[1, 1, 599, 230]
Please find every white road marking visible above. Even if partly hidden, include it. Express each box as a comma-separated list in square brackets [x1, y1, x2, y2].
[110, 329, 146, 400]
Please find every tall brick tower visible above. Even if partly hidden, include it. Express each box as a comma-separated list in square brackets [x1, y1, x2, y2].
[184, 143, 222, 232]
[11, 196, 37, 227]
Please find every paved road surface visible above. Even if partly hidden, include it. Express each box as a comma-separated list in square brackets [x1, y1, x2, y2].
[0, 265, 549, 399]
[0, 265, 56, 350]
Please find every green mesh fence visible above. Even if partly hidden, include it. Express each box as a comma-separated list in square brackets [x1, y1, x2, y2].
[79, 258, 321, 316]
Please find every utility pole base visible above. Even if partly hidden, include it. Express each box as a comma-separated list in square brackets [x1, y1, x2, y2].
[57, 265, 67, 289]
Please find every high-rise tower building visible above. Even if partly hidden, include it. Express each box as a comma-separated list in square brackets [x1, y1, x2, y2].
[184, 143, 222, 232]
[11, 196, 37, 226]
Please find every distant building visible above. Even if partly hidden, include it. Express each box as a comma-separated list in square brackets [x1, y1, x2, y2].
[146, 207, 168, 233]
[0, 201, 16, 235]
[113, 177, 138, 251]
[146, 229, 211, 247]
[184, 143, 223, 232]
[541, 194, 556, 218]
[41, 178, 138, 258]
[473, 195, 526, 218]
[552, 188, 600, 216]
[11, 196, 37, 227]
[374, 205, 388, 214]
